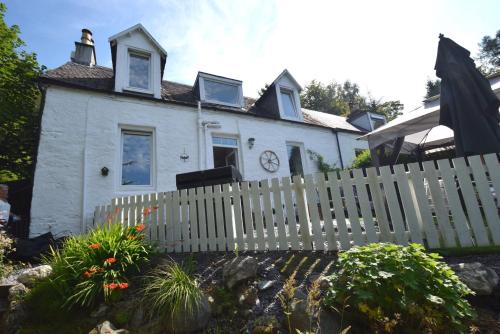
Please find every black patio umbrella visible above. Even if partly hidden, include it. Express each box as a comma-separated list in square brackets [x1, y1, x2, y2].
[435, 34, 500, 157]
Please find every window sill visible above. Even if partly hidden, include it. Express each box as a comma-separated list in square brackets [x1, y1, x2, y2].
[124, 87, 154, 95]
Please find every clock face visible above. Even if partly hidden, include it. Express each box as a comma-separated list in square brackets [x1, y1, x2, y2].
[260, 150, 280, 172]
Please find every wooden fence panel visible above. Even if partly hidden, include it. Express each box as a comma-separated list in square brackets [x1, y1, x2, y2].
[339, 170, 365, 246]
[327, 171, 351, 249]
[231, 182, 245, 250]
[352, 169, 378, 244]
[282, 177, 300, 250]
[261, 179, 277, 251]
[379, 166, 408, 245]
[315, 173, 337, 251]
[213, 185, 226, 251]
[250, 181, 266, 251]
[304, 174, 325, 251]
[188, 189, 199, 252]
[271, 178, 288, 251]
[222, 183, 235, 251]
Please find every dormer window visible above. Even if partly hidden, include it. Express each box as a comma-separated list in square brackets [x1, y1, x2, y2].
[280, 88, 298, 118]
[197, 73, 243, 108]
[128, 50, 151, 91]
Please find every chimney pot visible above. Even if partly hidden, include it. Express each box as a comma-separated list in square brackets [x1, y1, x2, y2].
[81, 28, 93, 46]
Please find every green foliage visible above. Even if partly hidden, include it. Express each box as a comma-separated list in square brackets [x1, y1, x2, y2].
[0, 230, 14, 277]
[350, 150, 372, 169]
[425, 79, 441, 99]
[366, 98, 403, 121]
[0, 3, 45, 181]
[476, 30, 500, 75]
[307, 149, 339, 174]
[324, 243, 474, 334]
[43, 223, 153, 309]
[258, 83, 270, 96]
[141, 258, 203, 321]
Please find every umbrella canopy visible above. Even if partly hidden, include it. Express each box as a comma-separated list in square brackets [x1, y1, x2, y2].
[435, 34, 500, 156]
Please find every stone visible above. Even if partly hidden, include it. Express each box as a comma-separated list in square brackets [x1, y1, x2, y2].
[252, 315, 279, 334]
[257, 280, 275, 291]
[223, 256, 258, 289]
[0, 283, 16, 299]
[164, 295, 211, 333]
[8, 283, 28, 301]
[90, 304, 109, 318]
[318, 307, 341, 334]
[450, 262, 499, 295]
[288, 289, 310, 333]
[2, 300, 28, 334]
[95, 320, 129, 334]
[238, 286, 260, 307]
[16, 265, 52, 286]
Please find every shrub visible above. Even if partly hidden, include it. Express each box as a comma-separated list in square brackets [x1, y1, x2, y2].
[141, 258, 203, 321]
[44, 222, 153, 309]
[0, 231, 14, 278]
[324, 243, 474, 333]
[351, 150, 372, 169]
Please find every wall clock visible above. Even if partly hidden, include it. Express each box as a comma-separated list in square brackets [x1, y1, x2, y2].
[260, 150, 280, 172]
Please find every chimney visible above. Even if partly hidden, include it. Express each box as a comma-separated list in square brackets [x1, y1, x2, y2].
[70, 28, 96, 66]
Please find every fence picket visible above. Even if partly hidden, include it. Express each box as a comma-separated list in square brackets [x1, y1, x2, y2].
[241, 182, 255, 251]
[213, 185, 226, 251]
[293, 175, 312, 250]
[231, 182, 246, 250]
[339, 170, 365, 246]
[172, 191, 182, 253]
[315, 173, 338, 251]
[407, 163, 441, 248]
[453, 158, 490, 246]
[435, 159, 473, 247]
[222, 184, 235, 251]
[150, 193, 159, 243]
[271, 178, 288, 250]
[195, 187, 207, 252]
[164, 192, 174, 253]
[327, 171, 351, 249]
[484, 154, 500, 199]
[393, 165, 424, 245]
[136, 195, 143, 227]
[352, 169, 378, 243]
[282, 177, 300, 250]
[261, 179, 277, 251]
[366, 168, 392, 242]
[379, 166, 408, 245]
[304, 174, 325, 251]
[205, 186, 217, 251]
[188, 188, 199, 252]
[250, 181, 266, 251]
[422, 161, 456, 247]
[180, 189, 190, 252]
[469, 155, 500, 244]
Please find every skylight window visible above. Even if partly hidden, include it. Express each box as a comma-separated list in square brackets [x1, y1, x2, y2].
[198, 73, 243, 107]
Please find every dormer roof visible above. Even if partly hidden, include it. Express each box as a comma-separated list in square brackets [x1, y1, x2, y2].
[108, 23, 168, 57]
[271, 69, 302, 91]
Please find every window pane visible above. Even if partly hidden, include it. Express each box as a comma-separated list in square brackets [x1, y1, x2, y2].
[212, 136, 238, 147]
[204, 79, 240, 105]
[122, 132, 152, 185]
[287, 144, 304, 176]
[129, 53, 150, 89]
[213, 147, 238, 169]
[281, 90, 297, 118]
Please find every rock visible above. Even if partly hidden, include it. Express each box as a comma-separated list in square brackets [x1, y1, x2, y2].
[95, 320, 129, 334]
[318, 307, 341, 334]
[8, 283, 28, 301]
[17, 265, 52, 286]
[257, 280, 275, 291]
[91, 304, 109, 318]
[223, 256, 258, 289]
[164, 295, 211, 333]
[238, 286, 260, 307]
[2, 300, 28, 334]
[450, 262, 499, 295]
[0, 283, 17, 299]
[252, 315, 279, 334]
[288, 289, 310, 333]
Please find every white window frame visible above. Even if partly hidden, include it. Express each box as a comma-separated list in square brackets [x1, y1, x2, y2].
[199, 73, 243, 108]
[211, 135, 241, 170]
[125, 48, 153, 94]
[368, 113, 386, 131]
[285, 141, 307, 176]
[118, 126, 156, 192]
[277, 85, 303, 121]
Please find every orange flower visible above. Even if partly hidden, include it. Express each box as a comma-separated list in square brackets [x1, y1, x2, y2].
[104, 282, 119, 290]
[127, 235, 135, 240]
[104, 257, 117, 264]
[83, 271, 92, 278]
[118, 282, 129, 289]
[135, 223, 145, 232]
[143, 207, 152, 216]
[89, 243, 101, 249]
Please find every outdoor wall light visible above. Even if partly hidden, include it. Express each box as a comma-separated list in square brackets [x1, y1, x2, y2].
[101, 167, 109, 176]
[248, 137, 255, 149]
[180, 148, 189, 162]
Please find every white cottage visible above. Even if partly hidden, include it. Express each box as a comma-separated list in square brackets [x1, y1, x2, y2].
[31, 24, 373, 237]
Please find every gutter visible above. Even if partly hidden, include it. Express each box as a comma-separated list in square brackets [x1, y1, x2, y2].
[332, 130, 344, 169]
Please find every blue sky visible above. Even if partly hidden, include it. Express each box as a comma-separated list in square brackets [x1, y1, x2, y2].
[3, 0, 499, 110]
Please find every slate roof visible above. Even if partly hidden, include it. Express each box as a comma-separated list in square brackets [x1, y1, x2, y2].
[40, 62, 365, 134]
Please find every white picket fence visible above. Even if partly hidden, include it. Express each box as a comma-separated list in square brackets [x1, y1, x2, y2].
[92, 154, 500, 252]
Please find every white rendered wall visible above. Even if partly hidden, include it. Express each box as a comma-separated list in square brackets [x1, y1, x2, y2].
[31, 86, 367, 237]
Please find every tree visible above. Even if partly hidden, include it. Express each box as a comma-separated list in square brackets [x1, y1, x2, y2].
[425, 79, 441, 99]
[0, 2, 44, 181]
[258, 83, 270, 96]
[367, 98, 404, 121]
[477, 30, 500, 75]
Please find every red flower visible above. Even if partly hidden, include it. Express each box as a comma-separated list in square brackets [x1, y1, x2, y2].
[83, 271, 92, 278]
[104, 282, 119, 290]
[135, 223, 145, 232]
[104, 257, 117, 264]
[89, 243, 101, 249]
[119, 282, 129, 289]
[143, 207, 152, 216]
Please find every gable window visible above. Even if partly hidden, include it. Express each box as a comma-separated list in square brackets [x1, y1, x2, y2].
[286, 143, 304, 176]
[121, 130, 153, 187]
[280, 89, 298, 118]
[128, 51, 150, 90]
[369, 114, 386, 130]
[212, 136, 239, 169]
[198, 73, 243, 108]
